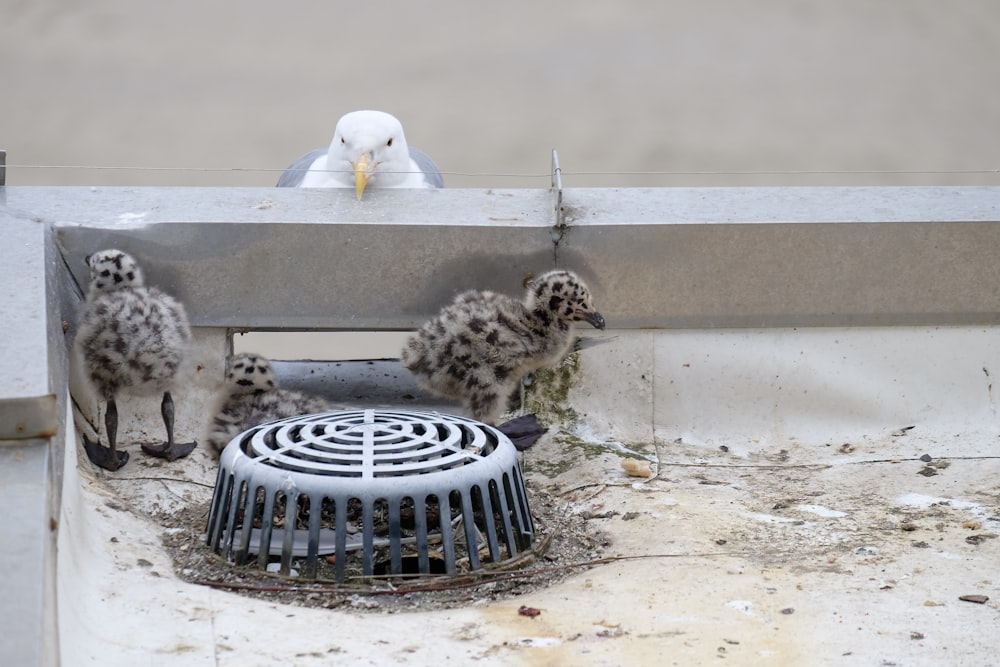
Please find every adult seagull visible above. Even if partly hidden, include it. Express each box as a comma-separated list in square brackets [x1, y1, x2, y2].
[276, 110, 443, 197]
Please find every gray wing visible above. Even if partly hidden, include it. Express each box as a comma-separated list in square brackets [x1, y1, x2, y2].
[409, 147, 444, 188]
[276, 148, 325, 187]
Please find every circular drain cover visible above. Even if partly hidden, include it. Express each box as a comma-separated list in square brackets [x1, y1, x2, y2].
[239, 408, 502, 477]
[207, 409, 534, 580]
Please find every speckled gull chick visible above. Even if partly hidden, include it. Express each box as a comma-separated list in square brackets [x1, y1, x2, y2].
[401, 270, 606, 448]
[276, 110, 443, 198]
[206, 353, 332, 456]
[75, 249, 197, 470]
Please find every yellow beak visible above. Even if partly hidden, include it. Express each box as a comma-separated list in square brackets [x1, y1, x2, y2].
[353, 154, 372, 199]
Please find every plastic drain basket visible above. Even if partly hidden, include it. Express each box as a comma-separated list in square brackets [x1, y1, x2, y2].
[206, 409, 534, 580]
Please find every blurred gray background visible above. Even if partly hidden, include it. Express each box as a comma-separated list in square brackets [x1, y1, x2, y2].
[3, 0, 999, 189]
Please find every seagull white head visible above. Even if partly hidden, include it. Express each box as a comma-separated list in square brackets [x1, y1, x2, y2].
[327, 110, 414, 198]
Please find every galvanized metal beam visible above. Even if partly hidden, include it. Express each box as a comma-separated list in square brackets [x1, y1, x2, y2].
[10, 185, 996, 330]
[39, 187, 557, 329]
[559, 186, 1000, 327]
[4, 183, 1000, 330]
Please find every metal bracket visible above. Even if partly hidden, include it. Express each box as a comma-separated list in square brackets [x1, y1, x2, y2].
[1, 149, 6, 187]
[550, 148, 563, 225]
[550, 149, 567, 264]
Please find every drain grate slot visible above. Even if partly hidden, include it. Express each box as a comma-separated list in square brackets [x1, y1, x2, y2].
[206, 409, 534, 580]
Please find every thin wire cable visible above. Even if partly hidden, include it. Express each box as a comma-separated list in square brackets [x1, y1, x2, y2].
[4, 163, 553, 180]
[562, 168, 1000, 177]
[4, 163, 999, 179]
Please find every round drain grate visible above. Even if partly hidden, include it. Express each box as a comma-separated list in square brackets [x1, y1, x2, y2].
[206, 409, 534, 581]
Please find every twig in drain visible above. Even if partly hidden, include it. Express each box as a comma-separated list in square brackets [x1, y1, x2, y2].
[101, 475, 215, 488]
[190, 549, 743, 597]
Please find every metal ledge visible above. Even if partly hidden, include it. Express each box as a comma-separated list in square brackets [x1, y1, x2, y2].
[561, 187, 1000, 327]
[6, 185, 995, 330]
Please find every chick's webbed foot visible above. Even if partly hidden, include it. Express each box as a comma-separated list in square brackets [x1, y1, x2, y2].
[141, 440, 198, 461]
[496, 414, 548, 451]
[141, 390, 197, 461]
[82, 433, 130, 471]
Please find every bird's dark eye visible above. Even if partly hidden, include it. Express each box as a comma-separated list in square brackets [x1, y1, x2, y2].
[387, 138, 393, 147]
[340, 137, 346, 144]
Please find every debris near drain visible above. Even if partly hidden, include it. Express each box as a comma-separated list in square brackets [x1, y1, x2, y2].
[962, 520, 983, 530]
[621, 458, 653, 478]
[891, 425, 916, 437]
[915, 457, 951, 477]
[965, 533, 996, 546]
[958, 595, 989, 604]
[595, 622, 625, 639]
[518, 605, 542, 617]
[910, 631, 925, 640]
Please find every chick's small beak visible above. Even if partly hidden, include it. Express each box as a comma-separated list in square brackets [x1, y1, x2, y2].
[584, 310, 606, 330]
[352, 153, 373, 199]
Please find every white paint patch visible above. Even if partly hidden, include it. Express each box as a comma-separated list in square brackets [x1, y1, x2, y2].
[896, 492, 992, 518]
[745, 512, 813, 526]
[570, 425, 651, 459]
[116, 212, 148, 224]
[895, 493, 978, 511]
[726, 600, 756, 617]
[796, 504, 847, 518]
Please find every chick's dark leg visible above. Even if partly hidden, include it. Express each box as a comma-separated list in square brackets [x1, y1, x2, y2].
[141, 391, 197, 461]
[83, 398, 130, 471]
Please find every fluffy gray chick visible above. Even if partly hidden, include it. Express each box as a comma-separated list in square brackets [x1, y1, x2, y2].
[75, 248, 196, 470]
[401, 269, 606, 426]
[207, 353, 331, 456]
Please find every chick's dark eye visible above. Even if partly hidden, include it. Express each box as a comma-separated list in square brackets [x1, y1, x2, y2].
[387, 138, 393, 147]
[340, 137, 345, 144]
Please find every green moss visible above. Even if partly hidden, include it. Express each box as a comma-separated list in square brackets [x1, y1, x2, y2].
[522, 351, 582, 429]
[522, 431, 595, 477]
[522, 430, 658, 479]
[523, 431, 636, 478]
[514, 346, 655, 479]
